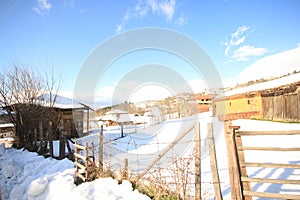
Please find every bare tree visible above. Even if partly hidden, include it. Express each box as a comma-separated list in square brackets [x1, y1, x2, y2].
[0, 63, 61, 150]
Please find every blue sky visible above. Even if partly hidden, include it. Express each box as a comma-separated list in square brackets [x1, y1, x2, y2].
[1, 0, 300, 106]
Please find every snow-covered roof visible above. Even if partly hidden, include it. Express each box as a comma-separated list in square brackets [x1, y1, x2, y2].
[39, 94, 88, 109]
[225, 73, 300, 97]
[0, 123, 14, 128]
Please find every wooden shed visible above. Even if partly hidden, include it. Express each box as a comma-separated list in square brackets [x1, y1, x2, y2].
[5, 95, 91, 142]
[40, 94, 92, 138]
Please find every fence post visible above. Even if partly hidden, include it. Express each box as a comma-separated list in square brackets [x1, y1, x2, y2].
[121, 124, 124, 138]
[224, 121, 242, 200]
[85, 142, 89, 181]
[39, 122, 44, 154]
[49, 121, 54, 158]
[98, 125, 103, 176]
[194, 122, 201, 200]
[207, 123, 222, 200]
[59, 119, 66, 159]
[233, 127, 252, 200]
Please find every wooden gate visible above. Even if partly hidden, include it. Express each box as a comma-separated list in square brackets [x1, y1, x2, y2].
[225, 123, 300, 200]
[74, 141, 96, 182]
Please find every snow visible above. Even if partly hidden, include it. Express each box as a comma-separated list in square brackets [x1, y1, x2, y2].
[0, 146, 149, 200]
[26, 177, 48, 197]
[0, 123, 14, 128]
[38, 94, 87, 109]
[1, 114, 300, 199]
[225, 72, 300, 97]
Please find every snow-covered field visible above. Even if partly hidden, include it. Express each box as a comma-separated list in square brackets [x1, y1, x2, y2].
[1, 114, 300, 200]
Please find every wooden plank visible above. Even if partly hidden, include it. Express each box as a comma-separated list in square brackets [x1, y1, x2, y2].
[243, 190, 300, 199]
[73, 143, 86, 150]
[229, 125, 241, 129]
[241, 162, 300, 169]
[207, 123, 222, 200]
[74, 153, 86, 160]
[85, 142, 89, 181]
[241, 177, 300, 185]
[75, 142, 78, 173]
[234, 132, 252, 200]
[236, 130, 300, 136]
[194, 122, 201, 200]
[224, 122, 242, 200]
[98, 125, 104, 175]
[75, 171, 86, 182]
[75, 162, 86, 170]
[239, 146, 300, 151]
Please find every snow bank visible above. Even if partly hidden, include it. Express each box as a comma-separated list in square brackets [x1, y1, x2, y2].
[0, 148, 149, 200]
[26, 177, 48, 197]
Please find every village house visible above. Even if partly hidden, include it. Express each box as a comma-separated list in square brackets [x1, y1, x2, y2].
[4, 94, 91, 142]
[98, 109, 133, 127]
[40, 94, 92, 138]
[189, 94, 216, 113]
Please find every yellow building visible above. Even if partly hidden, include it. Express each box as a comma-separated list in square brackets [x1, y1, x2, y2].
[214, 92, 262, 121]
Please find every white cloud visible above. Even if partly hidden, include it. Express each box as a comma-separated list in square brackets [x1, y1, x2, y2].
[231, 25, 249, 39]
[222, 25, 249, 55]
[231, 46, 300, 86]
[116, 0, 177, 33]
[175, 14, 187, 26]
[33, 0, 53, 16]
[222, 25, 269, 62]
[231, 36, 246, 46]
[159, 0, 176, 21]
[232, 45, 268, 61]
[116, 25, 123, 34]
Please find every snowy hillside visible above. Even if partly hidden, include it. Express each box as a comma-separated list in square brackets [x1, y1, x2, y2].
[226, 72, 300, 96]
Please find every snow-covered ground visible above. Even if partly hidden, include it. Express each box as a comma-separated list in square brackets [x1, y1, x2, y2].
[0, 145, 150, 200]
[1, 114, 300, 200]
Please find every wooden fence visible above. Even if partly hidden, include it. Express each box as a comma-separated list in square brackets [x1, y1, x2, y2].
[261, 85, 300, 122]
[74, 141, 96, 182]
[225, 122, 300, 200]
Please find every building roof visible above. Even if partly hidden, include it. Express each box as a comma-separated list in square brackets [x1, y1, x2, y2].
[38, 94, 91, 110]
[0, 123, 14, 128]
